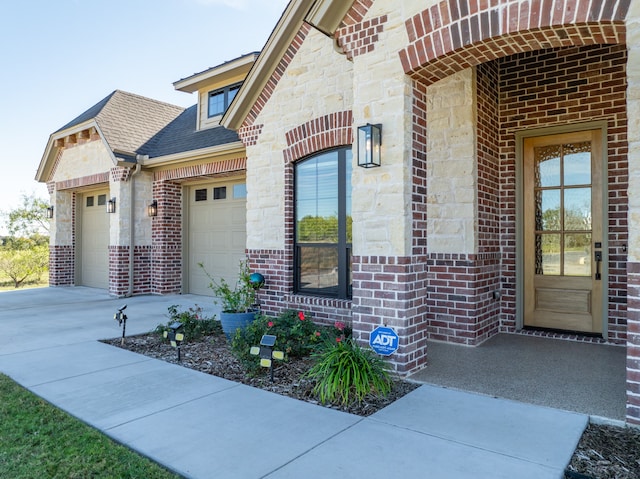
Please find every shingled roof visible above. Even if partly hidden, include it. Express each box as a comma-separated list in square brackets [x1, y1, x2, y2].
[139, 105, 239, 158]
[56, 90, 186, 156]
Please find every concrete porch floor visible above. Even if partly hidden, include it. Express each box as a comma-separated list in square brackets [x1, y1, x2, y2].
[408, 333, 627, 422]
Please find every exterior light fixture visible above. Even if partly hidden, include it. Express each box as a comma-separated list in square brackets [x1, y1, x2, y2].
[147, 200, 158, 217]
[113, 304, 128, 345]
[250, 334, 284, 382]
[163, 321, 185, 361]
[357, 123, 382, 168]
[46, 205, 54, 219]
[107, 197, 116, 214]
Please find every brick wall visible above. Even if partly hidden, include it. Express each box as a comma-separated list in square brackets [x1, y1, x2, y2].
[496, 44, 628, 342]
[133, 245, 152, 294]
[247, 248, 353, 327]
[49, 245, 74, 286]
[336, 13, 388, 60]
[352, 255, 428, 374]
[424, 253, 501, 344]
[151, 181, 182, 294]
[108, 246, 129, 296]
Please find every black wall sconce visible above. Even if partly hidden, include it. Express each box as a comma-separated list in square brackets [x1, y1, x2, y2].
[107, 197, 116, 214]
[147, 200, 158, 217]
[46, 205, 54, 219]
[357, 123, 382, 168]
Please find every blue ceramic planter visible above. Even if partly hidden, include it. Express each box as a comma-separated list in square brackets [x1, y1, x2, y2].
[220, 310, 258, 340]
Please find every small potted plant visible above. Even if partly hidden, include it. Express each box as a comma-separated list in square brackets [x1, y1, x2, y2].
[199, 259, 260, 339]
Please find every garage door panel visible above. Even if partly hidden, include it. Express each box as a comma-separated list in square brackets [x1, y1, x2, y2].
[209, 231, 229, 248]
[188, 182, 246, 296]
[230, 231, 246, 248]
[80, 190, 109, 289]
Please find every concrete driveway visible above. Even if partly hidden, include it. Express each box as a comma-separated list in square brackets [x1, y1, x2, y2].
[0, 287, 588, 479]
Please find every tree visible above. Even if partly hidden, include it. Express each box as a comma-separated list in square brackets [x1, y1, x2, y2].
[0, 193, 50, 288]
[4, 193, 50, 237]
[0, 244, 48, 288]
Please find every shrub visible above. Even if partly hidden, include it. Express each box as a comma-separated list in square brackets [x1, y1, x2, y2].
[154, 305, 220, 342]
[199, 259, 256, 313]
[232, 310, 335, 373]
[305, 338, 392, 406]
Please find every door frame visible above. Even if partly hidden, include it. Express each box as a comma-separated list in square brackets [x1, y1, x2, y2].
[515, 121, 609, 334]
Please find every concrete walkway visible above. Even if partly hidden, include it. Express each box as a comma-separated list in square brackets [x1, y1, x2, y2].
[0, 287, 588, 478]
[410, 334, 627, 421]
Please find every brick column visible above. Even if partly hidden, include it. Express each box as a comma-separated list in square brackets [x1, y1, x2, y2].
[151, 180, 182, 294]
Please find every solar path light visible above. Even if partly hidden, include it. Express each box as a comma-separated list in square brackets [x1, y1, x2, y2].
[250, 334, 284, 382]
[114, 304, 127, 345]
[164, 321, 185, 361]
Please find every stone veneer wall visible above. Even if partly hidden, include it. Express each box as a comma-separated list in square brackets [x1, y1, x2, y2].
[624, 0, 640, 426]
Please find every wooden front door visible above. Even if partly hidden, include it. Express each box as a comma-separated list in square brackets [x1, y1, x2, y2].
[523, 130, 603, 333]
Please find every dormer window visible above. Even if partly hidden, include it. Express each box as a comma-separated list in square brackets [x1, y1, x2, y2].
[208, 83, 241, 117]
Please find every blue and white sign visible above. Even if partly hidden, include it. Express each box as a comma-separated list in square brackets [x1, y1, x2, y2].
[369, 326, 399, 356]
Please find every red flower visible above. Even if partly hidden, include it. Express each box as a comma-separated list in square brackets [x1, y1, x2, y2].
[334, 321, 345, 331]
[336, 336, 342, 343]
[267, 321, 274, 328]
[315, 331, 321, 337]
[298, 311, 305, 321]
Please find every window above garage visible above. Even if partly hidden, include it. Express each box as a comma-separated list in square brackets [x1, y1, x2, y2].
[208, 83, 241, 118]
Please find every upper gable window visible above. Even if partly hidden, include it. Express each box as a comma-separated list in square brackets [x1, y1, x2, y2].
[208, 83, 241, 118]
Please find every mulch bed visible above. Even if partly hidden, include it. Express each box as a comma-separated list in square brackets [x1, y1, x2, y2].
[103, 332, 640, 478]
[102, 332, 418, 417]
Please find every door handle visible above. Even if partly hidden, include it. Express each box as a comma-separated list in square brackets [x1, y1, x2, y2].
[594, 251, 602, 280]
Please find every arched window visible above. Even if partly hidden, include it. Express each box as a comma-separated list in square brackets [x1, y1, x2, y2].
[295, 147, 352, 298]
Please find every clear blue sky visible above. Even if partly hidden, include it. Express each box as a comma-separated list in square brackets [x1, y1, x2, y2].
[0, 0, 288, 231]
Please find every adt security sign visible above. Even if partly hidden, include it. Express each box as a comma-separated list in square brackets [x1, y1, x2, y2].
[369, 326, 399, 356]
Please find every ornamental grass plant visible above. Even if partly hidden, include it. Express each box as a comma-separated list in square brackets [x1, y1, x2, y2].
[305, 337, 392, 406]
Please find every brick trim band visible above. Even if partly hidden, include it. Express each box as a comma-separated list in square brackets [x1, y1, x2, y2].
[243, 23, 312, 128]
[399, 0, 629, 85]
[283, 111, 353, 163]
[153, 158, 247, 182]
[56, 172, 110, 191]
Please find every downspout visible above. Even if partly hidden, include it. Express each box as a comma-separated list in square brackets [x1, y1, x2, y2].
[127, 162, 142, 297]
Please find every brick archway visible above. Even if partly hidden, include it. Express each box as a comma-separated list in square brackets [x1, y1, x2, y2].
[283, 111, 353, 164]
[399, 0, 629, 85]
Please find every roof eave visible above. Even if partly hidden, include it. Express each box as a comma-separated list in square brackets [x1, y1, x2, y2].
[174, 53, 260, 93]
[140, 141, 246, 168]
[222, 0, 314, 131]
[222, 0, 354, 132]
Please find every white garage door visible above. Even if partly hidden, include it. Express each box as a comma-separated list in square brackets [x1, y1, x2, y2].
[187, 181, 247, 296]
[79, 190, 110, 289]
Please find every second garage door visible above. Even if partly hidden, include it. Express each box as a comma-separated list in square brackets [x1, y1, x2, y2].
[187, 181, 247, 296]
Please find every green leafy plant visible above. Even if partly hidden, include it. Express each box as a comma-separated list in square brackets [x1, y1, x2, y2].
[232, 310, 339, 373]
[199, 259, 256, 313]
[154, 304, 220, 342]
[305, 338, 392, 406]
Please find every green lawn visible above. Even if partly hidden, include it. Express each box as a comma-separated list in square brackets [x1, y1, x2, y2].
[0, 374, 182, 479]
